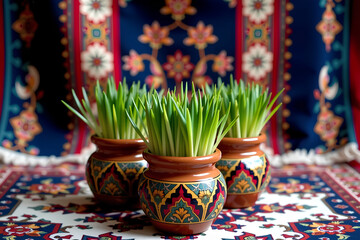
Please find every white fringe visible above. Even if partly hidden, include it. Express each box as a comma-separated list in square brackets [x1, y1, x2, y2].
[0, 144, 95, 166]
[1, 142, 360, 167]
[263, 142, 360, 168]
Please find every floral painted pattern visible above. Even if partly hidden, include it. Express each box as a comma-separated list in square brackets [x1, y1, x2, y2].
[139, 174, 226, 225]
[212, 51, 234, 77]
[314, 66, 344, 152]
[314, 110, 343, 145]
[308, 222, 355, 236]
[3, 65, 42, 155]
[122, 50, 145, 76]
[122, 1, 233, 91]
[138, 21, 173, 49]
[160, 0, 196, 21]
[80, 0, 112, 24]
[246, 22, 270, 46]
[243, 0, 274, 24]
[242, 43, 273, 81]
[83, 22, 109, 46]
[198, 190, 211, 204]
[81, 43, 114, 79]
[163, 50, 194, 83]
[27, 183, 72, 194]
[183, 21, 218, 50]
[0, 163, 360, 238]
[18, 178, 75, 195]
[11, 4, 38, 48]
[1, 0, 353, 163]
[271, 179, 315, 194]
[0, 223, 43, 237]
[10, 110, 42, 143]
[60, 0, 119, 115]
[316, 0, 343, 52]
[152, 189, 165, 204]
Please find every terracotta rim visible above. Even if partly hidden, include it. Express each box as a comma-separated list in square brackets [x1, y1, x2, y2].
[143, 148, 221, 165]
[90, 135, 146, 161]
[91, 135, 145, 148]
[220, 133, 266, 145]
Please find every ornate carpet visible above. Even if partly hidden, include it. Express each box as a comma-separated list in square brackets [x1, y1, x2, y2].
[0, 162, 360, 240]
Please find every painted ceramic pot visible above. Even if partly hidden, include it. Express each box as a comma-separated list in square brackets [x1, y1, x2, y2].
[86, 135, 147, 209]
[216, 134, 270, 208]
[139, 149, 227, 235]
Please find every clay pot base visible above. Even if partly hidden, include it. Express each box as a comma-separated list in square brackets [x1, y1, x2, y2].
[139, 149, 225, 235]
[93, 193, 141, 210]
[87, 136, 147, 211]
[224, 192, 259, 209]
[151, 220, 213, 235]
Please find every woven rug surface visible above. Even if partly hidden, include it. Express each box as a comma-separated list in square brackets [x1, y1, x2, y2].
[0, 163, 360, 240]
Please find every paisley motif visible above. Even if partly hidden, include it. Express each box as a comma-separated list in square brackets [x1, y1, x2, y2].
[138, 174, 226, 224]
[216, 154, 269, 195]
[86, 157, 147, 198]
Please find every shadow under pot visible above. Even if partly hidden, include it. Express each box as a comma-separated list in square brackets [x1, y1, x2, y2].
[86, 135, 147, 209]
[216, 134, 270, 209]
[138, 149, 227, 235]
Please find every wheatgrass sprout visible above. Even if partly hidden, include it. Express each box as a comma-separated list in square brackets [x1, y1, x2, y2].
[62, 77, 148, 139]
[127, 83, 238, 157]
[206, 75, 284, 138]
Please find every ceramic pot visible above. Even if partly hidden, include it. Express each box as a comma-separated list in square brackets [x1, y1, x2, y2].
[86, 135, 147, 209]
[138, 149, 227, 235]
[216, 134, 270, 208]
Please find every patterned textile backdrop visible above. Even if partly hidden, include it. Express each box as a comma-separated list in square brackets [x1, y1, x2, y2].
[0, 0, 360, 165]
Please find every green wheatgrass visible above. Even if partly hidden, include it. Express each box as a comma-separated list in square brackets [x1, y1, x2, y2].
[206, 75, 284, 138]
[62, 77, 149, 139]
[127, 83, 238, 157]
